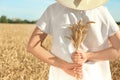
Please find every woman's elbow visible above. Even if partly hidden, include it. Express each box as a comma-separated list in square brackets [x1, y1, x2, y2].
[27, 44, 34, 53]
[115, 49, 120, 58]
[117, 50, 120, 57]
[27, 42, 42, 53]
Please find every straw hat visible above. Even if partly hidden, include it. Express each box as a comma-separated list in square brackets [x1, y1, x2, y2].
[57, 0, 108, 10]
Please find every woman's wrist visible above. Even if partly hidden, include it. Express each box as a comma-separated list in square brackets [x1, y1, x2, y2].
[86, 52, 91, 61]
[86, 52, 95, 62]
[52, 56, 67, 69]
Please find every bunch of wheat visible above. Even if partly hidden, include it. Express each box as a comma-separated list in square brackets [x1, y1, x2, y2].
[67, 19, 95, 80]
[68, 19, 95, 50]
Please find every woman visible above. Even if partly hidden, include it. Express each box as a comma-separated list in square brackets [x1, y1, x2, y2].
[27, 0, 120, 80]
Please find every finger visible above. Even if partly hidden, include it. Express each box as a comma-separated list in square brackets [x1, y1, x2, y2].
[74, 53, 81, 56]
[77, 73, 83, 79]
[78, 59, 84, 64]
[72, 53, 82, 61]
[75, 66, 82, 70]
[71, 52, 78, 60]
[74, 53, 84, 59]
[70, 68, 80, 77]
[72, 52, 81, 58]
[73, 58, 83, 64]
[73, 56, 79, 62]
[73, 68, 83, 79]
[76, 56, 86, 63]
[63, 63, 83, 77]
[76, 66, 82, 70]
[72, 52, 77, 56]
[76, 69, 82, 73]
[80, 53, 84, 59]
[64, 68, 77, 77]
[70, 63, 81, 68]
[73, 54, 82, 60]
[73, 69, 77, 74]
[75, 71, 83, 78]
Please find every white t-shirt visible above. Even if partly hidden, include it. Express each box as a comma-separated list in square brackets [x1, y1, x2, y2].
[36, 2, 119, 80]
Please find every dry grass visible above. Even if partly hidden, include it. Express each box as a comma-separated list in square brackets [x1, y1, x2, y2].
[0, 24, 50, 80]
[0, 24, 120, 80]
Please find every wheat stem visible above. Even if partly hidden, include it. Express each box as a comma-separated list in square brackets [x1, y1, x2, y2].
[67, 19, 95, 80]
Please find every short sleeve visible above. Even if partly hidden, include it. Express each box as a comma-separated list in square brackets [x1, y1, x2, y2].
[36, 7, 52, 35]
[103, 7, 119, 36]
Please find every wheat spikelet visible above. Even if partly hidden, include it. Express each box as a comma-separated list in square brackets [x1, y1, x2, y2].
[68, 19, 95, 50]
[67, 19, 95, 80]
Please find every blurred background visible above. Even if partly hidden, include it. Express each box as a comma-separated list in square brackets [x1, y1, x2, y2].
[0, 0, 120, 80]
[0, 0, 120, 23]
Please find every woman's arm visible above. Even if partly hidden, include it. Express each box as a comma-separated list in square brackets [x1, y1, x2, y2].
[27, 27, 82, 77]
[27, 27, 66, 68]
[72, 31, 120, 63]
[87, 31, 120, 62]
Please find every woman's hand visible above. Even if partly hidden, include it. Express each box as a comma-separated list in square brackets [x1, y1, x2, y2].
[71, 50, 88, 78]
[60, 61, 82, 78]
[72, 50, 88, 64]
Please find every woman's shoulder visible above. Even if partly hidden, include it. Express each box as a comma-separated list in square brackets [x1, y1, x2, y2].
[92, 6, 110, 18]
[96, 6, 108, 13]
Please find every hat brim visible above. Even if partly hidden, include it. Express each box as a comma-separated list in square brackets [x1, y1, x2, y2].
[57, 0, 108, 10]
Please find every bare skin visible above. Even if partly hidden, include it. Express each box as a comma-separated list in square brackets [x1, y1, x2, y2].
[71, 31, 120, 77]
[27, 27, 82, 77]
[72, 31, 120, 62]
[27, 27, 120, 78]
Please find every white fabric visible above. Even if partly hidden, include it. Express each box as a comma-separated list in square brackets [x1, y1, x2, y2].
[36, 2, 119, 80]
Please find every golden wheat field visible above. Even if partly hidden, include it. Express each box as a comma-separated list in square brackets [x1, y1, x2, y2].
[0, 24, 120, 80]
